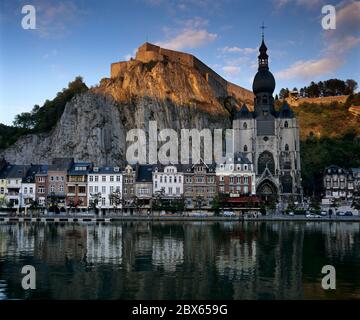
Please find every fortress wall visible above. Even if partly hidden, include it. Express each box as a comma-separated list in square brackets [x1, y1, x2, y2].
[136, 50, 164, 64]
[158, 47, 195, 66]
[227, 82, 255, 106]
[111, 61, 128, 78]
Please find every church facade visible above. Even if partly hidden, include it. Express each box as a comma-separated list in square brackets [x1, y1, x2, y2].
[233, 36, 302, 203]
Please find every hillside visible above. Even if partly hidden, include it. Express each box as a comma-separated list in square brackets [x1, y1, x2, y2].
[1, 44, 255, 165]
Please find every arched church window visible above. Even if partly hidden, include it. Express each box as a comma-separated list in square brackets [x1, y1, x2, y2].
[284, 121, 288, 128]
[244, 145, 248, 152]
[243, 122, 247, 129]
[285, 144, 289, 151]
[258, 151, 275, 175]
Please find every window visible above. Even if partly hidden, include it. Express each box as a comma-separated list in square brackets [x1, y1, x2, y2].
[38, 186, 45, 194]
[176, 187, 180, 194]
[102, 198, 106, 206]
[0, 187, 4, 195]
[160, 176, 163, 183]
[24, 187, 28, 194]
[164, 176, 167, 183]
[29, 187, 33, 194]
[110, 176, 114, 182]
[243, 122, 247, 129]
[102, 186, 106, 194]
[95, 176, 99, 182]
[102, 176, 106, 182]
[168, 187, 173, 194]
[208, 176, 214, 183]
[284, 121, 288, 128]
[89, 186, 93, 193]
[116, 175, 121, 182]
[285, 144, 289, 151]
[169, 176, 172, 183]
[89, 176, 94, 182]
[244, 145, 248, 152]
[94, 186, 98, 193]
[59, 184, 64, 192]
[110, 186, 114, 193]
[179, 176, 182, 183]
[244, 165, 248, 170]
[79, 186, 86, 194]
[50, 176, 54, 181]
[244, 177, 249, 184]
[50, 185, 55, 192]
[230, 177, 234, 183]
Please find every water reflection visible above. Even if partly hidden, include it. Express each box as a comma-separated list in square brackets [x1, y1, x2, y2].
[0, 221, 359, 299]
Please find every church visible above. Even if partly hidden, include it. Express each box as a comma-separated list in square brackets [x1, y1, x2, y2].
[233, 34, 302, 203]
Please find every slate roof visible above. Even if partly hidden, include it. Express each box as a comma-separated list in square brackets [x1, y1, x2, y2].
[278, 102, 294, 118]
[22, 165, 44, 183]
[0, 165, 30, 179]
[68, 162, 92, 175]
[48, 158, 74, 171]
[234, 104, 253, 119]
[136, 165, 154, 182]
[90, 166, 122, 174]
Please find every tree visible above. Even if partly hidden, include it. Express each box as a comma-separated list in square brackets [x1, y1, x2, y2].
[89, 192, 102, 213]
[13, 112, 35, 129]
[279, 88, 289, 99]
[307, 81, 320, 97]
[109, 190, 122, 215]
[345, 79, 358, 95]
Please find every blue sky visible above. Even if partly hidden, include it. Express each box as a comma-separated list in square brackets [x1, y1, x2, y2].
[0, 0, 359, 125]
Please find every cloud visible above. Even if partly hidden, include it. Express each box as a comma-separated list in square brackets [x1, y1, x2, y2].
[156, 28, 217, 50]
[222, 65, 241, 75]
[275, 57, 343, 80]
[32, 0, 88, 38]
[220, 46, 257, 54]
[275, 1, 360, 80]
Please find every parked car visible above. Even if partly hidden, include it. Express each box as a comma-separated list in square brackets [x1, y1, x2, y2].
[192, 212, 208, 217]
[223, 211, 236, 217]
[336, 211, 345, 216]
[320, 211, 327, 216]
[344, 211, 353, 216]
[288, 211, 294, 216]
[306, 214, 321, 218]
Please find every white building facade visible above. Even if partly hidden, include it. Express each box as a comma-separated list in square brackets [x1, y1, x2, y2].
[87, 167, 123, 209]
[153, 164, 184, 198]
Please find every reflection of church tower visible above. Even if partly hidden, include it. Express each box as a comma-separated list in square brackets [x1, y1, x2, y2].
[233, 29, 302, 203]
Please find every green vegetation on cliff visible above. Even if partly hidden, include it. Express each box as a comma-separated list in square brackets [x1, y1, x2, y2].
[0, 77, 88, 149]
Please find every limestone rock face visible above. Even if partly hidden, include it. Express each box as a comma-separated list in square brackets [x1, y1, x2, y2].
[2, 58, 252, 165]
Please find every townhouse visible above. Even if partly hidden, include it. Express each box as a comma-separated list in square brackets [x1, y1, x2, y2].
[6, 165, 29, 208]
[35, 165, 49, 207]
[216, 152, 256, 196]
[183, 159, 217, 209]
[153, 164, 184, 198]
[47, 158, 74, 210]
[66, 162, 92, 209]
[21, 165, 43, 207]
[87, 166, 122, 209]
[134, 165, 153, 212]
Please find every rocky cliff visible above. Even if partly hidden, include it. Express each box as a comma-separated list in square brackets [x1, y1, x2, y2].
[2, 55, 253, 165]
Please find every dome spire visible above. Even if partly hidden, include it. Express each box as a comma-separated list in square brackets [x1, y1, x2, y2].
[258, 22, 269, 71]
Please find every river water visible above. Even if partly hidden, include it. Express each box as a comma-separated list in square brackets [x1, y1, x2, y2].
[0, 221, 359, 299]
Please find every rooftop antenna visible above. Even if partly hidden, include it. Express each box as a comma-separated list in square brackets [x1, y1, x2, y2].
[260, 21, 267, 41]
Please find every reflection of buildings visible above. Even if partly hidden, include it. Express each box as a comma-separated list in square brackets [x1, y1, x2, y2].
[216, 239, 256, 280]
[152, 237, 184, 272]
[86, 224, 122, 264]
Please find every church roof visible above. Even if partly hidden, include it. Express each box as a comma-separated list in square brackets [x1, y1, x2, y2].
[278, 102, 294, 118]
[234, 104, 253, 119]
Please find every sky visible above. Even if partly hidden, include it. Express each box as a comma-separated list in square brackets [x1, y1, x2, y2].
[0, 0, 359, 125]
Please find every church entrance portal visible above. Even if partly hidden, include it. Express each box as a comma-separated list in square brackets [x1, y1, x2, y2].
[257, 179, 278, 205]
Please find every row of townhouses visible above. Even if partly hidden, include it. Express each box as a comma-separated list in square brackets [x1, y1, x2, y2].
[322, 165, 360, 203]
[0, 153, 257, 212]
